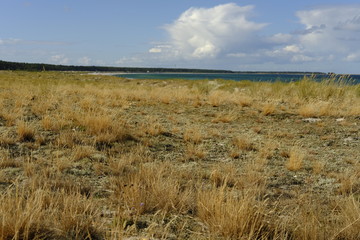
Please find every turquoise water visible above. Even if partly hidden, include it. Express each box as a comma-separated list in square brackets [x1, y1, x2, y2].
[116, 73, 360, 84]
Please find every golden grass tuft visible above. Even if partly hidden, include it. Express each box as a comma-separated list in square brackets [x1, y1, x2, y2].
[185, 144, 207, 161]
[286, 147, 305, 171]
[232, 135, 256, 151]
[56, 131, 80, 148]
[72, 145, 95, 161]
[312, 161, 325, 174]
[0, 186, 102, 240]
[16, 121, 35, 142]
[41, 115, 55, 131]
[110, 163, 194, 215]
[233, 95, 252, 107]
[80, 114, 113, 135]
[209, 163, 238, 188]
[262, 103, 276, 116]
[207, 90, 225, 107]
[0, 155, 21, 169]
[334, 195, 360, 239]
[299, 102, 328, 117]
[197, 184, 275, 239]
[0, 133, 16, 147]
[140, 116, 164, 136]
[183, 127, 203, 144]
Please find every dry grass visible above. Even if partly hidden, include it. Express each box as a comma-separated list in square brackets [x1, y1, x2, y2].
[0, 155, 21, 169]
[0, 185, 102, 240]
[262, 103, 276, 116]
[72, 145, 95, 161]
[232, 135, 256, 151]
[211, 110, 237, 123]
[184, 143, 207, 161]
[16, 121, 35, 142]
[298, 101, 333, 117]
[335, 195, 360, 239]
[0, 135, 16, 147]
[197, 185, 273, 239]
[286, 147, 305, 171]
[183, 127, 203, 144]
[312, 160, 325, 174]
[0, 71, 359, 239]
[109, 162, 195, 216]
[140, 116, 164, 136]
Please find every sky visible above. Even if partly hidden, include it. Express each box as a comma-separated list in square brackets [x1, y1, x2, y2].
[1, 0, 360, 73]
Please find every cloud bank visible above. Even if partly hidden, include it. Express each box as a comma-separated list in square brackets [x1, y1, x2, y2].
[145, 3, 360, 72]
[163, 3, 267, 59]
[295, 5, 360, 62]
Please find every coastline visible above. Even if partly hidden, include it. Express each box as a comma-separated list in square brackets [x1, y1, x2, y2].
[87, 72, 126, 76]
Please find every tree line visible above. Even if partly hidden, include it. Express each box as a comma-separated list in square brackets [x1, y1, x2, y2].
[0, 60, 234, 73]
[0, 60, 326, 75]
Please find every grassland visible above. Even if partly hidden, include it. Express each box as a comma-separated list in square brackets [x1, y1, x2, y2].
[0, 71, 359, 239]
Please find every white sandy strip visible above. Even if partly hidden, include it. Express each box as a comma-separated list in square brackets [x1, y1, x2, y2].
[87, 72, 126, 76]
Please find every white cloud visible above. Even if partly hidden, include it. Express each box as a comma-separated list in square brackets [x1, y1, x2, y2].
[121, 4, 360, 73]
[283, 45, 301, 53]
[257, 4, 360, 68]
[296, 5, 360, 54]
[115, 56, 144, 65]
[227, 52, 248, 58]
[149, 47, 162, 53]
[344, 52, 360, 62]
[50, 55, 69, 65]
[266, 33, 293, 44]
[291, 54, 316, 62]
[158, 3, 360, 69]
[78, 56, 91, 65]
[164, 3, 267, 59]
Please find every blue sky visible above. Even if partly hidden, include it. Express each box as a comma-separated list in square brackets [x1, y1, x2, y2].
[1, 0, 360, 73]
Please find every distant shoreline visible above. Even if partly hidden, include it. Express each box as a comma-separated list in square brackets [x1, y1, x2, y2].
[1, 60, 332, 75]
[113, 72, 360, 84]
[91, 71, 328, 76]
[87, 72, 127, 76]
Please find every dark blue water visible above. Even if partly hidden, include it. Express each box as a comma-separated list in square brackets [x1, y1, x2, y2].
[116, 73, 360, 84]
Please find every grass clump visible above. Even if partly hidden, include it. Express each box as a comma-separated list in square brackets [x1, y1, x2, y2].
[197, 183, 283, 239]
[0, 185, 102, 240]
[17, 121, 35, 142]
[286, 147, 305, 171]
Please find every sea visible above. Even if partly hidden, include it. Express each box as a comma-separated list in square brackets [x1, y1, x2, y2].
[115, 73, 360, 84]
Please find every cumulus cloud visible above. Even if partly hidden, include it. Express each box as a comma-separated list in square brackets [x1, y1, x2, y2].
[256, 5, 360, 66]
[149, 47, 162, 53]
[295, 5, 360, 54]
[266, 33, 293, 44]
[50, 55, 69, 65]
[164, 3, 267, 59]
[78, 56, 91, 65]
[145, 4, 360, 72]
[344, 52, 360, 62]
[283, 45, 301, 53]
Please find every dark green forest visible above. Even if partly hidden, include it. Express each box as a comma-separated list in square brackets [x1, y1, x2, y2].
[0, 60, 234, 73]
[0, 60, 325, 75]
